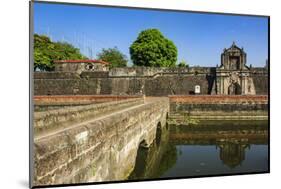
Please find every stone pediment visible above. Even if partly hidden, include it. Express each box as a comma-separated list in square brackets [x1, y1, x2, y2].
[220, 42, 248, 71]
[224, 42, 243, 53]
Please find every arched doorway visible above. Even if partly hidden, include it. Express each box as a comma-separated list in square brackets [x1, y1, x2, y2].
[228, 82, 241, 95]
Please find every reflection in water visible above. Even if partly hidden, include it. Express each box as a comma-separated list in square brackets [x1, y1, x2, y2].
[218, 140, 249, 168]
[128, 120, 268, 180]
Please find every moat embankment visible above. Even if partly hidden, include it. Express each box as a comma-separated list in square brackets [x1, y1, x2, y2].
[168, 95, 268, 122]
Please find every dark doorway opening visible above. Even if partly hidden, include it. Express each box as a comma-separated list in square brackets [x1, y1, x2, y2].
[228, 82, 242, 95]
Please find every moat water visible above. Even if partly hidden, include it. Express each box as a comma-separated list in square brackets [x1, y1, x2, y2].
[128, 120, 268, 180]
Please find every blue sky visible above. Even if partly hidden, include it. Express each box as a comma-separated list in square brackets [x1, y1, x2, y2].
[34, 2, 268, 67]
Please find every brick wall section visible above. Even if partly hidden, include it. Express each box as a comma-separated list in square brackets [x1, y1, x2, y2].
[144, 75, 212, 96]
[250, 68, 268, 95]
[80, 71, 109, 78]
[169, 95, 268, 104]
[169, 95, 268, 117]
[252, 75, 268, 95]
[34, 72, 80, 79]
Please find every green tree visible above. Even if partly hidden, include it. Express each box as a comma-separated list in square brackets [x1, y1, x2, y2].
[97, 47, 127, 68]
[34, 34, 54, 71]
[130, 29, 178, 67]
[34, 34, 87, 71]
[178, 60, 189, 68]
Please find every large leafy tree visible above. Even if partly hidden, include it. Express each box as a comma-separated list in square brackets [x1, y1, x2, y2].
[34, 34, 87, 71]
[130, 29, 178, 67]
[97, 47, 127, 68]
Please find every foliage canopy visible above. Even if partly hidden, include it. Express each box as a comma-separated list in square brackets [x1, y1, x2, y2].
[97, 47, 127, 68]
[34, 34, 87, 71]
[130, 29, 178, 67]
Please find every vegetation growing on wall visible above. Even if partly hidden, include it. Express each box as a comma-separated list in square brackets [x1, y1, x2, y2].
[130, 29, 178, 67]
[178, 60, 189, 68]
[97, 47, 128, 68]
[34, 34, 87, 71]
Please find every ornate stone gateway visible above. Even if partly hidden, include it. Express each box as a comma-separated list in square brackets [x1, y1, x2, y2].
[215, 42, 256, 95]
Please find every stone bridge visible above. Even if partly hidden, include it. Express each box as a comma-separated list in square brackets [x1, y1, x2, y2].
[33, 97, 169, 186]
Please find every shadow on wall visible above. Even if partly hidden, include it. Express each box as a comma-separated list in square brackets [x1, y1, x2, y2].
[156, 122, 162, 146]
[206, 67, 216, 94]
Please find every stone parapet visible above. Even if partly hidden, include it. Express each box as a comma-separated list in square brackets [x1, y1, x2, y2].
[34, 97, 144, 136]
[34, 72, 80, 79]
[34, 95, 142, 106]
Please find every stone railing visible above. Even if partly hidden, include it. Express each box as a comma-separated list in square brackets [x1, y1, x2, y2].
[34, 97, 144, 136]
[34, 95, 142, 106]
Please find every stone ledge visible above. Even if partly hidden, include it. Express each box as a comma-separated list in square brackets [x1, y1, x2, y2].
[168, 95, 268, 104]
[34, 95, 143, 105]
[34, 98, 145, 136]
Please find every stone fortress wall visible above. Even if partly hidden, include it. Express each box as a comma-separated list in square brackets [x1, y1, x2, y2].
[34, 66, 268, 96]
[34, 43, 268, 96]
